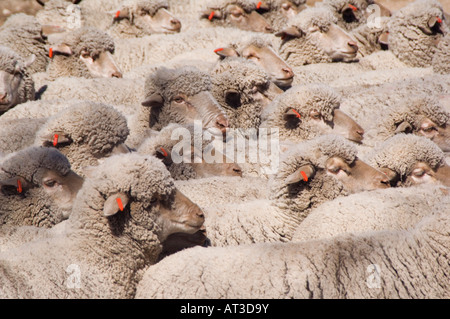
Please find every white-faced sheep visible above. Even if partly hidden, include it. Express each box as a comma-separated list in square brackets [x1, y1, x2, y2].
[0, 46, 35, 114]
[387, 0, 448, 68]
[210, 57, 283, 130]
[198, 135, 389, 247]
[0, 153, 205, 298]
[0, 146, 84, 227]
[200, 0, 273, 33]
[367, 134, 450, 187]
[137, 123, 242, 180]
[33, 101, 130, 176]
[136, 209, 450, 299]
[276, 7, 359, 66]
[46, 26, 123, 79]
[128, 66, 229, 148]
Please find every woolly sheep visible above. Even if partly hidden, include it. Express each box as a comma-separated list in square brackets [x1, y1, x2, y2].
[292, 184, 449, 242]
[46, 26, 122, 79]
[367, 134, 450, 187]
[432, 33, 450, 74]
[136, 209, 450, 298]
[196, 135, 389, 247]
[137, 123, 242, 180]
[0, 46, 35, 114]
[0, 153, 205, 298]
[33, 101, 130, 175]
[0, 99, 73, 121]
[0, 117, 47, 154]
[349, 16, 390, 57]
[259, 84, 364, 145]
[210, 57, 282, 130]
[387, 0, 449, 68]
[276, 7, 359, 66]
[127, 66, 228, 148]
[0, 146, 84, 227]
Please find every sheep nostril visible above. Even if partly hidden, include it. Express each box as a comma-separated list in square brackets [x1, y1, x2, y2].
[112, 71, 122, 78]
[356, 128, 364, 136]
[282, 67, 294, 78]
[215, 116, 229, 134]
[348, 41, 358, 52]
[170, 19, 181, 29]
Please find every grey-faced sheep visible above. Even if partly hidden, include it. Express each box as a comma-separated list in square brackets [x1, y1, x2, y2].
[136, 208, 450, 299]
[210, 57, 283, 130]
[137, 123, 242, 180]
[33, 101, 131, 176]
[198, 134, 389, 247]
[46, 26, 123, 79]
[367, 134, 450, 187]
[0, 153, 205, 298]
[387, 0, 448, 68]
[128, 66, 229, 148]
[259, 84, 365, 145]
[214, 36, 295, 89]
[200, 0, 273, 33]
[0, 46, 35, 114]
[276, 7, 359, 66]
[0, 146, 84, 227]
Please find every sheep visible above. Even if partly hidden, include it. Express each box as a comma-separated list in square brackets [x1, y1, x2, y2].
[200, 0, 273, 33]
[33, 101, 130, 176]
[349, 16, 390, 57]
[137, 123, 242, 180]
[259, 0, 308, 32]
[276, 6, 359, 66]
[432, 33, 450, 74]
[0, 153, 205, 298]
[45, 26, 123, 79]
[259, 84, 365, 145]
[195, 134, 389, 247]
[366, 134, 450, 187]
[127, 66, 229, 148]
[136, 209, 450, 299]
[364, 94, 450, 152]
[0, 146, 84, 228]
[0, 13, 52, 74]
[35, 0, 84, 32]
[213, 36, 295, 89]
[292, 183, 449, 243]
[0, 46, 35, 115]
[0, 99, 73, 121]
[387, 0, 449, 68]
[210, 57, 283, 130]
[0, 117, 47, 154]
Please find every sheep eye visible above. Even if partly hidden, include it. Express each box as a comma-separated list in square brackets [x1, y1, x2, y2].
[328, 166, 341, 174]
[173, 96, 184, 103]
[282, 3, 291, 10]
[43, 179, 57, 187]
[412, 169, 425, 177]
[310, 111, 321, 120]
[81, 52, 90, 59]
[421, 125, 437, 133]
[231, 10, 243, 18]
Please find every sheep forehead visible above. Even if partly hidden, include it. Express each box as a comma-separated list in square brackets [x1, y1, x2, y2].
[207, 0, 258, 12]
[0, 147, 71, 183]
[290, 7, 337, 30]
[121, 0, 169, 15]
[66, 27, 115, 56]
[213, 59, 269, 89]
[370, 134, 444, 175]
[392, 0, 443, 23]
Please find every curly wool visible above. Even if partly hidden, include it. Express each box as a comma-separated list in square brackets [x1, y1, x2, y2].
[260, 84, 341, 142]
[0, 13, 48, 74]
[211, 57, 270, 129]
[368, 134, 445, 178]
[278, 7, 338, 65]
[387, 0, 448, 67]
[120, 0, 169, 17]
[205, 0, 260, 13]
[432, 33, 450, 74]
[34, 101, 129, 174]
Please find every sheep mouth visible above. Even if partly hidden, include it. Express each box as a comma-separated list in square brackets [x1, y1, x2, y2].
[162, 26, 181, 33]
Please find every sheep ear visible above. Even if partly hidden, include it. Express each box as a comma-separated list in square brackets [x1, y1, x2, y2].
[103, 192, 130, 217]
[275, 26, 303, 39]
[378, 31, 389, 46]
[255, 0, 270, 11]
[285, 164, 315, 185]
[224, 89, 241, 109]
[0, 176, 31, 195]
[41, 25, 66, 37]
[215, 47, 240, 58]
[394, 121, 412, 134]
[112, 7, 130, 20]
[427, 16, 440, 28]
[378, 167, 398, 183]
[200, 9, 222, 20]
[51, 43, 73, 56]
[142, 93, 164, 108]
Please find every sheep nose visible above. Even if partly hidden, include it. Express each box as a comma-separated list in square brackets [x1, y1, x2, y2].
[348, 41, 358, 52]
[356, 128, 364, 137]
[282, 67, 294, 78]
[112, 71, 122, 78]
[170, 18, 181, 30]
[232, 167, 242, 176]
[379, 176, 391, 188]
[215, 115, 229, 135]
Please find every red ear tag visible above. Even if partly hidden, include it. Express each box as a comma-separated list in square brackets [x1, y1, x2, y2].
[291, 109, 301, 118]
[208, 11, 215, 20]
[17, 179, 22, 193]
[160, 147, 168, 157]
[257, 1, 262, 9]
[53, 134, 59, 147]
[115, 10, 121, 18]
[214, 48, 224, 53]
[348, 4, 357, 11]
[437, 17, 442, 24]
[49, 48, 53, 58]
[116, 197, 124, 211]
[300, 171, 308, 182]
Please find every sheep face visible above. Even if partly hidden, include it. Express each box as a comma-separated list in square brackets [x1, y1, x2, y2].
[78, 50, 123, 78]
[380, 162, 450, 188]
[203, 4, 272, 33]
[416, 118, 450, 152]
[0, 55, 35, 113]
[274, 1, 304, 21]
[324, 156, 390, 193]
[114, 6, 181, 34]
